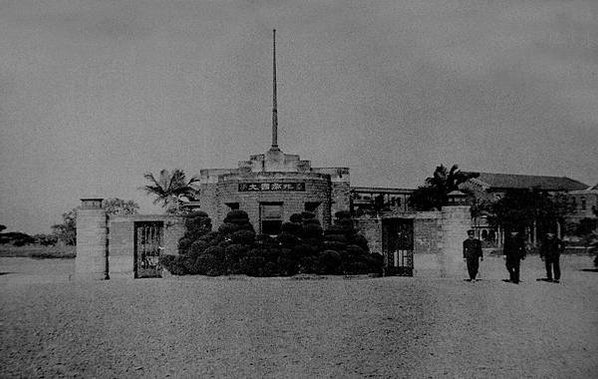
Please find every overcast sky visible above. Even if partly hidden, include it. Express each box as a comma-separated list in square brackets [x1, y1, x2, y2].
[1, 0, 597, 234]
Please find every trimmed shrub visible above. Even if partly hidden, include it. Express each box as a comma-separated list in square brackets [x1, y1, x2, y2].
[302, 223, 323, 239]
[277, 231, 300, 247]
[298, 256, 318, 274]
[324, 225, 346, 235]
[345, 244, 365, 257]
[203, 246, 225, 260]
[230, 230, 256, 245]
[324, 234, 348, 243]
[199, 231, 223, 245]
[351, 234, 370, 253]
[188, 240, 209, 258]
[255, 233, 276, 246]
[334, 210, 351, 220]
[224, 210, 250, 221]
[194, 254, 225, 276]
[178, 237, 194, 255]
[303, 218, 321, 226]
[240, 256, 266, 276]
[289, 213, 303, 223]
[318, 250, 342, 275]
[160, 255, 187, 275]
[281, 222, 302, 236]
[301, 211, 316, 220]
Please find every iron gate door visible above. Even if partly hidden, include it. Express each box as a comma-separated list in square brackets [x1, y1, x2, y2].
[134, 221, 164, 278]
[382, 218, 414, 276]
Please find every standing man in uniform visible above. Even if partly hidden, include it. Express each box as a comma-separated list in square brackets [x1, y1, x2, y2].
[503, 230, 526, 284]
[463, 229, 483, 281]
[540, 232, 564, 283]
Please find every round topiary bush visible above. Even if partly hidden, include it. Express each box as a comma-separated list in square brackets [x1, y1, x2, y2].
[289, 213, 303, 223]
[223, 210, 250, 223]
[303, 218, 321, 226]
[281, 222, 302, 236]
[230, 230, 256, 245]
[324, 234, 348, 243]
[324, 225, 346, 235]
[277, 231, 300, 247]
[193, 254, 225, 276]
[302, 223, 323, 239]
[203, 246, 225, 260]
[301, 211, 316, 220]
[178, 237, 194, 255]
[188, 240, 209, 259]
[350, 234, 370, 253]
[240, 256, 266, 276]
[318, 250, 342, 275]
[161, 255, 187, 275]
[334, 210, 351, 220]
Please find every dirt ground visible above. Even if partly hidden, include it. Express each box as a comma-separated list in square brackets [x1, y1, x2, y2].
[1, 255, 597, 378]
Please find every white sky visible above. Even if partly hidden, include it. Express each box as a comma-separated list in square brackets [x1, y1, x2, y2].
[1, 0, 597, 233]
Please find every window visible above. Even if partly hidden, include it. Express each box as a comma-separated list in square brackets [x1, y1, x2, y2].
[581, 197, 586, 211]
[260, 203, 283, 235]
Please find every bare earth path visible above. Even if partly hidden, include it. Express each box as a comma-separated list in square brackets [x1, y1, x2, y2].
[1, 255, 597, 378]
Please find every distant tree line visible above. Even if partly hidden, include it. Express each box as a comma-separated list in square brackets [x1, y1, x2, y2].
[1, 198, 139, 247]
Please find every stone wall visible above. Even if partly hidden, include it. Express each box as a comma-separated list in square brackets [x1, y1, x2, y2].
[75, 205, 108, 280]
[354, 206, 472, 277]
[107, 215, 185, 279]
[440, 206, 472, 278]
[76, 201, 186, 280]
[354, 217, 382, 255]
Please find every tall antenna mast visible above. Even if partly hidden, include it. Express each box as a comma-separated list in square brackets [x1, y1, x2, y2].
[271, 29, 279, 150]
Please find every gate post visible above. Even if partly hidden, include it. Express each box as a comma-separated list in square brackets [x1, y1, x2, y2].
[440, 205, 471, 278]
[75, 198, 109, 280]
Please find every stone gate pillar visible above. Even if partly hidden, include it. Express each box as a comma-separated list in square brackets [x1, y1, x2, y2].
[75, 198, 109, 280]
[440, 205, 472, 277]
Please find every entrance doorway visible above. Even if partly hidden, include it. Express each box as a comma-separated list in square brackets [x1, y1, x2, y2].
[134, 221, 164, 278]
[382, 218, 414, 276]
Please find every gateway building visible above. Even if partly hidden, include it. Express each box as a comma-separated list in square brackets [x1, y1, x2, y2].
[198, 30, 349, 233]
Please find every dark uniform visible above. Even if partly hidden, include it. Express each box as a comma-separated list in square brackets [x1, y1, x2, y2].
[540, 235, 564, 282]
[463, 237, 483, 280]
[503, 233, 526, 283]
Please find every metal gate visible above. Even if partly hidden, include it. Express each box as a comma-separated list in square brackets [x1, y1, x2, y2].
[382, 218, 414, 276]
[134, 222, 164, 278]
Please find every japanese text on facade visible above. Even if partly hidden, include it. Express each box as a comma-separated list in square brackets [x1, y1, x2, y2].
[238, 182, 306, 192]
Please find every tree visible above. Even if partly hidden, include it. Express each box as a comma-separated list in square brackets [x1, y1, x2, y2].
[102, 198, 140, 216]
[141, 169, 199, 214]
[52, 198, 141, 246]
[490, 189, 575, 234]
[52, 209, 77, 246]
[409, 164, 478, 211]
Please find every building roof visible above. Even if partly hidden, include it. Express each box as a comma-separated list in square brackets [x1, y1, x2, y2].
[463, 172, 588, 192]
[351, 186, 415, 194]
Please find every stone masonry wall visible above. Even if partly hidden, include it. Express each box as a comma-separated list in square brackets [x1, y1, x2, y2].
[354, 217, 382, 255]
[414, 212, 442, 255]
[107, 215, 185, 279]
[75, 208, 108, 280]
[440, 205, 472, 278]
[201, 172, 333, 231]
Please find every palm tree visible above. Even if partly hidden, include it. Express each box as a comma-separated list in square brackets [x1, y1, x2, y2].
[141, 169, 200, 213]
[410, 164, 478, 211]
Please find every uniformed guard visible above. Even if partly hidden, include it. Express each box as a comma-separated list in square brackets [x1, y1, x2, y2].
[539, 232, 564, 283]
[463, 230, 483, 281]
[503, 230, 526, 284]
